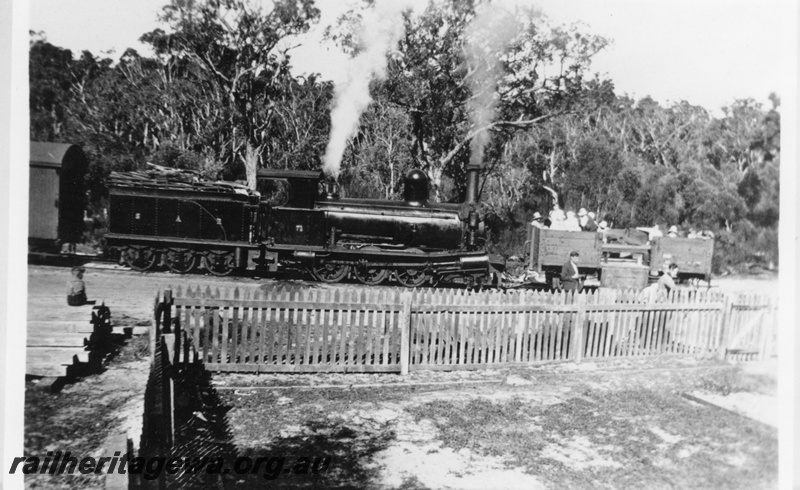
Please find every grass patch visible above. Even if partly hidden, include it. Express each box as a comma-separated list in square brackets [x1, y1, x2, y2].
[408, 388, 777, 489]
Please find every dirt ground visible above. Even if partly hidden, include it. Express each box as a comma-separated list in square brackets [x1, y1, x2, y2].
[23, 264, 779, 489]
[205, 358, 777, 489]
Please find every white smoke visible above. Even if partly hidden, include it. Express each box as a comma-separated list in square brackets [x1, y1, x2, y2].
[463, 2, 524, 167]
[322, 1, 413, 180]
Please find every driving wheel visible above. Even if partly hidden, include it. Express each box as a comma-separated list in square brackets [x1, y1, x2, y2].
[311, 261, 350, 283]
[354, 264, 389, 285]
[396, 267, 428, 287]
[123, 246, 158, 271]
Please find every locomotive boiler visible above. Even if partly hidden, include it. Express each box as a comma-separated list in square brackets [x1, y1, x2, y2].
[105, 164, 492, 287]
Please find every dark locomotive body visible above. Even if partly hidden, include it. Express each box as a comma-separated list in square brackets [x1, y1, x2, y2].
[106, 165, 490, 286]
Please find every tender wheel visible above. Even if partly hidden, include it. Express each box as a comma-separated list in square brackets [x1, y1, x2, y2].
[203, 250, 236, 276]
[165, 248, 196, 274]
[396, 267, 428, 287]
[123, 246, 158, 271]
[311, 262, 350, 283]
[354, 264, 389, 285]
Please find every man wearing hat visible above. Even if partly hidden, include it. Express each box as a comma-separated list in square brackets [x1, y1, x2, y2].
[67, 266, 87, 306]
[667, 225, 679, 238]
[579, 208, 597, 232]
[560, 251, 584, 291]
[597, 220, 609, 243]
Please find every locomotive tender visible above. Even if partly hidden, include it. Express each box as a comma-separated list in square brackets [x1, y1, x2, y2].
[105, 164, 491, 287]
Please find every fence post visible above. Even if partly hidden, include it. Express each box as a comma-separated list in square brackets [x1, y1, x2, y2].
[716, 293, 734, 360]
[572, 294, 586, 363]
[400, 292, 412, 375]
[151, 292, 159, 367]
[163, 289, 173, 333]
[514, 292, 524, 363]
[161, 333, 176, 447]
[756, 296, 773, 361]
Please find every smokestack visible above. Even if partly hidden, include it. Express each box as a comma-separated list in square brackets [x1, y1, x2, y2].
[464, 164, 481, 205]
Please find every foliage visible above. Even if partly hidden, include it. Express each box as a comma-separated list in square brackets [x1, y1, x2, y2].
[28, 0, 779, 273]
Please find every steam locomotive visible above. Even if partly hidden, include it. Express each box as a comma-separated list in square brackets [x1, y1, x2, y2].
[105, 164, 493, 287]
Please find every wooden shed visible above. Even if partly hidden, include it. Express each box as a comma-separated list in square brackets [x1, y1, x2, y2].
[29, 142, 87, 251]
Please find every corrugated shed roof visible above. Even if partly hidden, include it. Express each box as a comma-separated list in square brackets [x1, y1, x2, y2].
[30, 141, 77, 166]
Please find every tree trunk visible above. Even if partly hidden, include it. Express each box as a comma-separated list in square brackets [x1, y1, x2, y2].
[244, 142, 258, 191]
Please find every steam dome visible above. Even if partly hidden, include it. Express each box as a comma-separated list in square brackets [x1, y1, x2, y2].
[404, 169, 429, 206]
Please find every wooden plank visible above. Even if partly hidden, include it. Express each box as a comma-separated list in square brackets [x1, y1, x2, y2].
[322, 298, 331, 365]
[378, 306, 387, 366]
[429, 308, 439, 365]
[601, 309, 612, 359]
[524, 310, 533, 362]
[249, 293, 260, 363]
[372, 293, 382, 365]
[465, 297, 475, 364]
[210, 363, 401, 373]
[354, 292, 364, 366]
[174, 297, 404, 311]
[589, 313, 600, 359]
[210, 307, 220, 363]
[487, 312, 497, 364]
[535, 311, 544, 362]
[236, 304, 246, 363]
[365, 297, 375, 366]
[230, 296, 239, 364]
[220, 307, 229, 364]
[264, 306, 275, 365]
[400, 293, 411, 375]
[382, 294, 393, 365]
[548, 312, 558, 361]
[340, 290, 350, 365]
[655, 309, 668, 355]
[310, 301, 320, 365]
[437, 306, 446, 365]
[26, 348, 88, 377]
[497, 311, 506, 364]
[304, 300, 314, 366]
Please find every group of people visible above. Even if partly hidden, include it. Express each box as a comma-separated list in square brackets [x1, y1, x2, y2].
[636, 224, 716, 242]
[531, 208, 608, 233]
[561, 249, 681, 301]
[533, 209, 714, 245]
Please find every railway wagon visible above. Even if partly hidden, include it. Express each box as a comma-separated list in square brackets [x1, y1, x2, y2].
[29, 142, 87, 252]
[649, 237, 714, 281]
[525, 226, 604, 284]
[525, 224, 714, 287]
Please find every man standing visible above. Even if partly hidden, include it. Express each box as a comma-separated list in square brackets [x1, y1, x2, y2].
[560, 251, 583, 291]
[579, 208, 598, 231]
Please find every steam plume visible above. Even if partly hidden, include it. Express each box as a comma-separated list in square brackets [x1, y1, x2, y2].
[464, 3, 523, 167]
[322, 1, 412, 180]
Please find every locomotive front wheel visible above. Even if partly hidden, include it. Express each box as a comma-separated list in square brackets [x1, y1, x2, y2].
[311, 262, 350, 283]
[396, 268, 428, 287]
[354, 266, 389, 286]
[123, 246, 158, 272]
[165, 248, 196, 274]
[203, 251, 235, 276]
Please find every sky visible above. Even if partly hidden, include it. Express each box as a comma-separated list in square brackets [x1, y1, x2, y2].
[29, 0, 789, 113]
